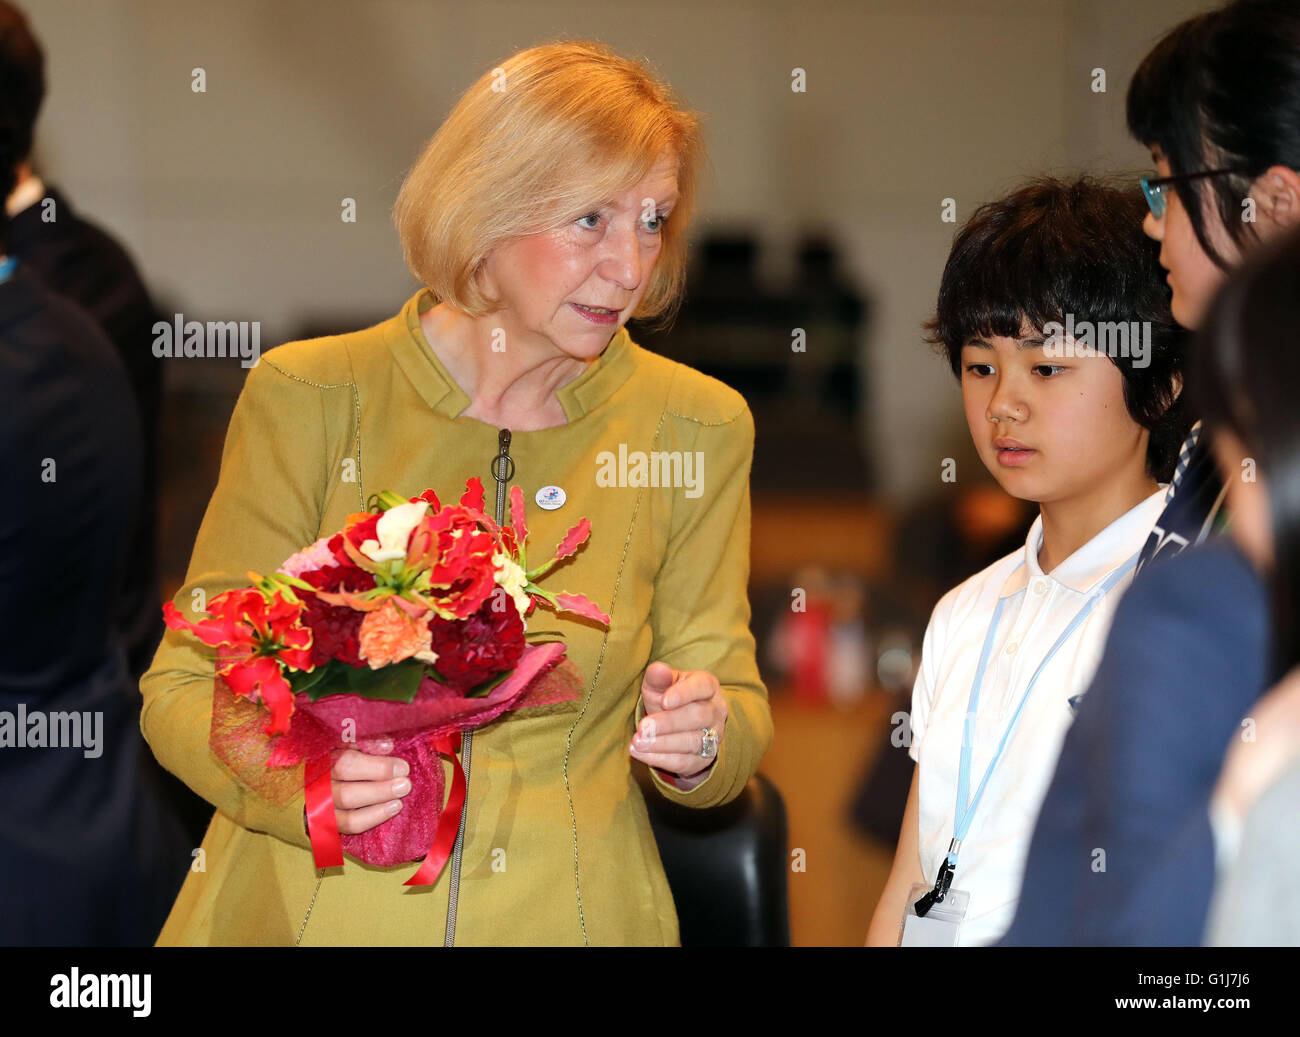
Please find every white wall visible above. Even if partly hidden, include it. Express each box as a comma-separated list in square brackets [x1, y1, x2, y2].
[25, 0, 1212, 502]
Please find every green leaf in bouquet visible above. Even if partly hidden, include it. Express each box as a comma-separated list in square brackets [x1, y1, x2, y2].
[300, 657, 426, 703]
[339, 658, 426, 703]
[464, 668, 514, 699]
[290, 660, 337, 699]
[368, 489, 411, 513]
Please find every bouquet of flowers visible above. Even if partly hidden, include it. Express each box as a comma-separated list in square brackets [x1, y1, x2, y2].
[164, 477, 609, 884]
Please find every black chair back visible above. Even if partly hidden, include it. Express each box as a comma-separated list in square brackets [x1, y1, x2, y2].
[638, 770, 790, 947]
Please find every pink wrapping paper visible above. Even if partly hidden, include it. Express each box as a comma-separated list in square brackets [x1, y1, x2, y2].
[211, 642, 578, 866]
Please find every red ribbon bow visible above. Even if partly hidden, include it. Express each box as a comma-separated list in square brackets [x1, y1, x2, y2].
[302, 732, 468, 886]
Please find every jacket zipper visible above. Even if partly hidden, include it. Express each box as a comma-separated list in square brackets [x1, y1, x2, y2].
[444, 427, 514, 947]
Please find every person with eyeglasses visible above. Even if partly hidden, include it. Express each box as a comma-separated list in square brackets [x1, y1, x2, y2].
[1001, 0, 1300, 946]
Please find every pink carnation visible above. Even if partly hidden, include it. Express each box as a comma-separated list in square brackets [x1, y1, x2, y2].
[278, 536, 337, 578]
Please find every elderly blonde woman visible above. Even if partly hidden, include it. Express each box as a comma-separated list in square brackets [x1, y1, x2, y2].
[140, 40, 772, 946]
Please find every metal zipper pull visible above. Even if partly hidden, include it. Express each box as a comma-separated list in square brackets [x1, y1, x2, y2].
[444, 427, 513, 948]
[493, 428, 514, 524]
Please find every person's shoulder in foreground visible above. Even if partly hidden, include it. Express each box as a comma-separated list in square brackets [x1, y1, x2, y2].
[1095, 535, 1266, 680]
[1208, 757, 1300, 946]
[1000, 536, 1270, 946]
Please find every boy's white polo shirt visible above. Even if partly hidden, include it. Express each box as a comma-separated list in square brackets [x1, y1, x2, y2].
[908, 486, 1167, 946]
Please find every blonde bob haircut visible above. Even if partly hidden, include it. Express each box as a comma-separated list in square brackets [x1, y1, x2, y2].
[394, 40, 705, 328]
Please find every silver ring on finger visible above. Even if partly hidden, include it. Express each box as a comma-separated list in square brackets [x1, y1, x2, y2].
[700, 726, 719, 759]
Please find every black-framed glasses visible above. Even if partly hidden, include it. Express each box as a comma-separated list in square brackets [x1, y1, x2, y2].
[1140, 167, 1253, 219]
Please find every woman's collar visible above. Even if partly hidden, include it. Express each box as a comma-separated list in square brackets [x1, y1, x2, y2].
[387, 288, 636, 422]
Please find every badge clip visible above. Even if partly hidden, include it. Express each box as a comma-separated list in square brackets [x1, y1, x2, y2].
[914, 839, 961, 917]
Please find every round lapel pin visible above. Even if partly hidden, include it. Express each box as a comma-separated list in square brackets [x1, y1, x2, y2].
[535, 485, 566, 511]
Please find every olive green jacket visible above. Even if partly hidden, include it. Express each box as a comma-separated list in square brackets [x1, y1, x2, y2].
[140, 288, 772, 945]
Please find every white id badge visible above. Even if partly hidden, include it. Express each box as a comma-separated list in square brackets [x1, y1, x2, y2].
[898, 881, 969, 946]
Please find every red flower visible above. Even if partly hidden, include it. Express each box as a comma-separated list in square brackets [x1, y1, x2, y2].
[328, 512, 381, 568]
[427, 596, 525, 691]
[163, 588, 313, 735]
[222, 654, 296, 736]
[500, 525, 519, 556]
[410, 506, 499, 619]
[298, 565, 368, 667]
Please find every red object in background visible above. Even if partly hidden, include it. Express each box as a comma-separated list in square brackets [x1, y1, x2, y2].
[788, 602, 832, 704]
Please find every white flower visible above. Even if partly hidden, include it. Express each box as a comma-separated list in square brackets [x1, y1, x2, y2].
[360, 500, 429, 563]
[493, 551, 532, 623]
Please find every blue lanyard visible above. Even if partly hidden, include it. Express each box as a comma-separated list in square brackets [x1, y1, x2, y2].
[0, 256, 16, 283]
[913, 546, 1141, 918]
[948, 548, 1142, 870]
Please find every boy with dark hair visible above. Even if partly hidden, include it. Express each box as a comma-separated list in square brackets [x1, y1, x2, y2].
[866, 176, 1185, 946]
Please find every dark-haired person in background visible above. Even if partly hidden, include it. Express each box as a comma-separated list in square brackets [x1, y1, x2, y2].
[865, 176, 1186, 946]
[0, 1, 165, 685]
[0, 0, 210, 853]
[1002, 0, 1300, 946]
[0, 119, 189, 942]
[1190, 228, 1300, 946]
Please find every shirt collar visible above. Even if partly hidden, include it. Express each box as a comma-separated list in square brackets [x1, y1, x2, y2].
[385, 287, 637, 422]
[6, 174, 45, 218]
[999, 486, 1168, 598]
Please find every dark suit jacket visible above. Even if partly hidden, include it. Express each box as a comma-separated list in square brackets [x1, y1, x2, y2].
[0, 266, 186, 944]
[1000, 540, 1269, 945]
[8, 186, 163, 680]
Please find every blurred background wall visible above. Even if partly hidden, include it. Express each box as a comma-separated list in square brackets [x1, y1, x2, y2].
[30, 0, 1212, 501]
[22, 0, 1214, 944]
